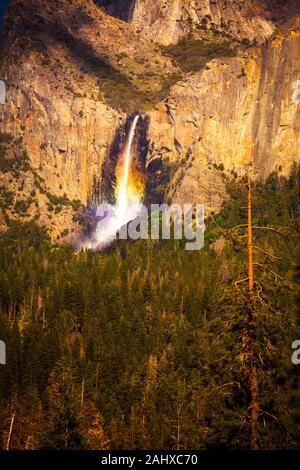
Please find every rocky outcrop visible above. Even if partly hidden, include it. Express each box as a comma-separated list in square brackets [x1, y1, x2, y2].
[95, 0, 136, 21]
[0, 0, 176, 238]
[147, 17, 300, 212]
[0, 0, 300, 235]
[99, 0, 300, 46]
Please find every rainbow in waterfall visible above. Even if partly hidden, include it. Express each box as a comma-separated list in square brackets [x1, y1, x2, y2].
[82, 114, 145, 250]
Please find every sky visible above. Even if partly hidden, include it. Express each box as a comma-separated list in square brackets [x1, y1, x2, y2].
[0, 0, 10, 27]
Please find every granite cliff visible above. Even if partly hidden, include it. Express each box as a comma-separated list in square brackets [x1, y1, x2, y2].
[147, 16, 300, 211]
[0, 0, 299, 237]
[0, 0, 177, 239]
[98, 0, 300, 45]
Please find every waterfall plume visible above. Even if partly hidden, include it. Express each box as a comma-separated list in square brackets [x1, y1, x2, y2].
[81, 114, 145, 250]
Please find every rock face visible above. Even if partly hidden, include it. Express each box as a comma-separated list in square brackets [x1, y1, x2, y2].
[0, 0, 300, 235]
[95, 0, 136, 21]
[100, 0, 300, 45]
[0, 0, 176, 239]
[147, 17, 300, 212]
[0, 0, 175, 197]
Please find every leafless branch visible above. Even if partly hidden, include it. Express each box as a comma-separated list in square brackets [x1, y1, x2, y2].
[235, 277, 249, 287]
[253, 245, 281, 260]
[253, 263, 284, 281]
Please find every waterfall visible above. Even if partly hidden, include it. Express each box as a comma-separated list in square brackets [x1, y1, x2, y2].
[81, 114, 144, 250]
[116, 114, 140, 217]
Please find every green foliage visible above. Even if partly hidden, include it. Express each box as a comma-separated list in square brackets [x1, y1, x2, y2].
[0, 133, 13, 144]
[14, 199, 32, 215]
[161, 37, 236, 73]
[0, 220, 51, 253]
[0, 186, 14, 210]
[90, 54, 183, 113]
[46, 192, 82, 214]
[60, 228, 69, 238]
[0, 148, 31, 175]
[46, 192, 71, 207]
[0, 171, 299, 449]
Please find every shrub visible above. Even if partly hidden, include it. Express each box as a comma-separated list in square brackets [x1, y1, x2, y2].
[0, 133, 13, 144]
[14, 199, 30, 214]
[161, 37, 236, 73]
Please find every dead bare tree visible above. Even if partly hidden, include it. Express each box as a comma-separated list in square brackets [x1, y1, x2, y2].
[6, 411, 15, 450]
[246, 168, 259, 450]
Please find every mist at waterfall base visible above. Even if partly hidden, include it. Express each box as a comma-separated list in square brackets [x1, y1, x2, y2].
[80, 115, 145, 251]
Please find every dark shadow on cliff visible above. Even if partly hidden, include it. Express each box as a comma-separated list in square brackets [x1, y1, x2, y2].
[0, 0, 167, 113]
[94, 0, 136, 22]
[257, 0, 300, 23]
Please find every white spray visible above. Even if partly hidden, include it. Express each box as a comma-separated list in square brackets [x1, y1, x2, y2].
[116, 114, 140, 217]
[83, 114, 142, 250]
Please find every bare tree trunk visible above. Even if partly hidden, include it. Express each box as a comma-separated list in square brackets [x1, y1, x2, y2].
[25, 435, 33, 450]
[177, 412, 180, 450]
[80, 378, 85, 409]
[176, 402, 183, 450]
[248, 171, 254, 293]
[6, 411, 15, 450]
[130, 405, 135, 450]
[247, 169, 259, 450]
[141, 413, 145, 444]
[95, 363, 99, 400]
[30, 273, 35, 316]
